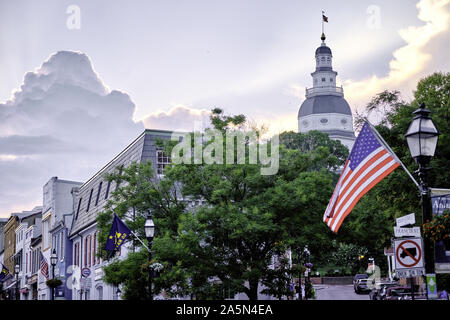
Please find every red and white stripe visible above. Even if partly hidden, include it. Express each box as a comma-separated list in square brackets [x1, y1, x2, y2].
[323, 146, 399, 233]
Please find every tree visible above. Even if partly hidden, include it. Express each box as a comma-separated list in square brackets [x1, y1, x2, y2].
[96, 160, 187, 299]
[329, 242, 369, 274]
[338, 72, 450, 274]
[156, 109, 340, 300]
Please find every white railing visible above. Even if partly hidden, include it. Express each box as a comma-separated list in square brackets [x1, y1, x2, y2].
[305, 86, 344, 98]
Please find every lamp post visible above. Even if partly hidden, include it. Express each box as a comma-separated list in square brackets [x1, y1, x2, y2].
[144, 213, 155, 301]
[297, 251, 302, 300]
[50, 249, 58, 300]
[304, 246, 311, 300]
[15, 263, 20, 301]
[405, 103, 439, 275]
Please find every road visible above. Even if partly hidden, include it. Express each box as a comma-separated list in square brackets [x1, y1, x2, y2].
[314, 284, 370, 300]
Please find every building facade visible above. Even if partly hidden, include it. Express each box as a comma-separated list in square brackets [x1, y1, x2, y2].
[69, 129, 182, 300]
[298, 32, 356, 151]
[41, 177, 83, 300]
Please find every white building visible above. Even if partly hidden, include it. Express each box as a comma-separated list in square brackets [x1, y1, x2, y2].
[41, 177, 83, 300]
[298, 32, 356, 151]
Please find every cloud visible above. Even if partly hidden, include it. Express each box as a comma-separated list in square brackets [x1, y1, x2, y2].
[142, 104, 212, 132]
[343, 0, 450, 110]
[0, 51, 144, 217]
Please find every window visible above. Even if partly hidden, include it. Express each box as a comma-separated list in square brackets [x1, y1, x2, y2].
[92, 233, 96, 266]
[74, 242, 80, 267]
[76, 198, 82, 219]
[60, 231, 64, 260]
[43, 217, 51, 250]
[105, 181, 111, 199]
[95, 182, 102, 206]
[97, 286, 103, 300]
[330, 78, 333, 82]
[321, 78, 326, 82]
[157, 150, 171, 175]
[88, 235, 92, 267]
[84, 237, 88, 268]
[86, 189, 94, 212]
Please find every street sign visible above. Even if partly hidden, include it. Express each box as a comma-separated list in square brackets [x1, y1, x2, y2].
[395, 268, 425, 278]
[426, 274, 438, 299]
[394, 238, 424, 270]
[81, 268, 91, 278]
[80, 277, 92, 290]
[396, 213, 415, 227]
[393, 226, 421, 238]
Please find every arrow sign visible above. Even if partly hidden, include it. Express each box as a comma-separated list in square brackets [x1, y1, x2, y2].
[396, 213, 415, 227]
[394, 226, 421, 238]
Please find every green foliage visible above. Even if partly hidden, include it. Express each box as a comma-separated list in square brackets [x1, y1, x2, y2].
[329, 242, 368, 274]
[102, 249, 149, 300]
[46, 278, 62, 288]
[96, 160, 186, 299]
[341, 72, 450, 275]
[154, 109, 341, 300]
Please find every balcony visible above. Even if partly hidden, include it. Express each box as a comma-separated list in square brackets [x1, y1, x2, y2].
[305, 86, 344, 98]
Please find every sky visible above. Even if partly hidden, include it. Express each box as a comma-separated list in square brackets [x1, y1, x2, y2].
[0, 0, 449, 217]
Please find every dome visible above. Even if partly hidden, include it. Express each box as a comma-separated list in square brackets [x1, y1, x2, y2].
[315, 46, 332, 55]
[298, 95, 352, 118]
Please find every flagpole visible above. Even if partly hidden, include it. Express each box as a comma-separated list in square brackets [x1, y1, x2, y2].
[364, 120, 421, 191]
[322, 11, 324, 35]
[131, 230, 149, 251]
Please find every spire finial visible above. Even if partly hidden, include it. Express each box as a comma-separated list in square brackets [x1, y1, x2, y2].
[321, 33, 326, 41]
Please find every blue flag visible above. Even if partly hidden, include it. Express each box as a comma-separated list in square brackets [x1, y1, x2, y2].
[0, 263, 9, 281]
[104, 213, 132, 255]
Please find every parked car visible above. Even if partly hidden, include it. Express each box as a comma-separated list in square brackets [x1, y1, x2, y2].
[353, 274, 368, 287]
[354, 278, 372, 294]
[368, 281, 398, 300]
[381, 286, 413, 300]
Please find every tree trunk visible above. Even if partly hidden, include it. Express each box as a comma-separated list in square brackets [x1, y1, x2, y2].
[247, 280, 259, 300]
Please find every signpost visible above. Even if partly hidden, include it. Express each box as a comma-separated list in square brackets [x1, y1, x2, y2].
[393, 237, 424, 301]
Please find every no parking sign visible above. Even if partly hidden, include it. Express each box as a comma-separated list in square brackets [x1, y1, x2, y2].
[394, 237, 424, 270]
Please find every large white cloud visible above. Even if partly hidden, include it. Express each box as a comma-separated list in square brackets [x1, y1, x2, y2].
[142, 104, 212, 132]
[343, 0, 450, 112]
[0, 51, 144, 217]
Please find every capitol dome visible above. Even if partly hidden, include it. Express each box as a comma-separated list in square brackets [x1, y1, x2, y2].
[297, 33, 356, 150]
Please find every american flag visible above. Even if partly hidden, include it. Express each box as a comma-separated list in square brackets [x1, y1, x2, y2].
[323, 122, 400, 233]
[40, 251, 49, 279]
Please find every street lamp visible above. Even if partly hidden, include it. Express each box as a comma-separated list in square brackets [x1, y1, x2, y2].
[144, 212, 155, 301]
[405, 102, 439, 275]
[303, 246, 311, 300]
[15, 263, 20, 301]
[297, 251, 303, 300]
[50, 249, 58, 300]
